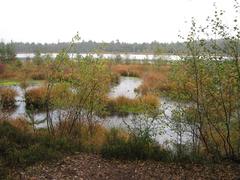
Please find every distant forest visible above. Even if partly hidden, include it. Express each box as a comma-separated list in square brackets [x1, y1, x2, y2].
[12, 41, 187, 54]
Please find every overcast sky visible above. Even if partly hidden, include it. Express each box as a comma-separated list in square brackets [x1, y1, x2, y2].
[0, 0, 237, 43]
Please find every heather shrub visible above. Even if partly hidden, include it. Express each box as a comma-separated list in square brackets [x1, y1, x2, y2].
[0, 121, 81, 168]
[101, 128, 172, 161]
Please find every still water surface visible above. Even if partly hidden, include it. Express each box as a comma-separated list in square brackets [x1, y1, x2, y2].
[16, 53, 181, 61]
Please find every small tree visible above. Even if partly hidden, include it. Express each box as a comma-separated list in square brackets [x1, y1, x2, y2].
[32, 50, 43, 65]
[0, 42, 16, 63]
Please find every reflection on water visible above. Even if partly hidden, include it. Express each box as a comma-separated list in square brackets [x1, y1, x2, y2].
[11, 85, 40, 118]
[12, 86, 25, 117]
[109, 77, 142, 99]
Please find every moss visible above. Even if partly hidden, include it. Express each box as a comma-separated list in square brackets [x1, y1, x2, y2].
[0, 81, 19, 86]
[0, 80, 44, 86]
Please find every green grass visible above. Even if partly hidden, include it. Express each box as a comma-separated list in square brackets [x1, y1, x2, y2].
[0, 80, 44, 86]
[0, 80, 19, 86]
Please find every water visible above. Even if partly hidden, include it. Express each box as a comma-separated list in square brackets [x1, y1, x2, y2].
[2, 77, 190, 144]
[103, 96, 191, 145]
[11, 86, 25, 117]
[107, 77, 190, 144]
[109, 77, 142, 99]
[8, 77, 141, 117]
[16, 53, 181, 61]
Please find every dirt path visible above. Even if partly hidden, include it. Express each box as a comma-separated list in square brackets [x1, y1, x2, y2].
[14, 153, 240, 180]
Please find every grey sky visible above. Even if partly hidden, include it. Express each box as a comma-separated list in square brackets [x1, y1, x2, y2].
[0, 0, 237, 43]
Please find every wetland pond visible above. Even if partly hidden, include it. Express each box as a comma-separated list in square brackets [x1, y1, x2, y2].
[2, 77, 190, 145]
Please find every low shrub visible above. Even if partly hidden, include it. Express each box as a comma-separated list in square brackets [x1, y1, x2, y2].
[77, 124, 107, 152]
[101, 128, 172, 161]
[0, 121, 81, 168]
[54, 120, 108, 153]
[0, 163, 9, 180]
[0, 122, 34, 165]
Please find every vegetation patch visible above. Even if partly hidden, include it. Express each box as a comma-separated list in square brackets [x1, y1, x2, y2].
[101, 128, 172, 161]
[110, 63, 173, 96]
[0, 120, 82, 178]
[25, 87, 47, 109]
[137, 65, 172, 95]
[0, 87, 17, 108]
[105, 94, 159, 116]
[0, 80, 19, 86]
[111, 64, 144, 77]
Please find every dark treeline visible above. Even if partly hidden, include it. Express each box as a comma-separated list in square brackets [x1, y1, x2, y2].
[12, 41, 187, 54]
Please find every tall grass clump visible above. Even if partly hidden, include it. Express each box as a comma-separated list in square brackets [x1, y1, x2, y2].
[25, 87, 47, 109]
[30, 71, 46, 80]
[111, 64, 145, 77]
[138, 66, 172, 95]
[0, 87, 17, 108]
[105, 94, 159, 115]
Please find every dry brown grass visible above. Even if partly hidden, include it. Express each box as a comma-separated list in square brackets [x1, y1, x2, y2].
[0, 87, 18, 107]
[109, 96, 139, 106]
[105, 94, 159, 115]
[0, 64, 18, 79]
[0, 61, 48, 82]
[80, 124, 108, 151]
[111, 64, 146, 77]
[25, 87, 47, 109]
[8, 117, 32, 132]
[110, 94, 159, 107]
[139, 94, 159, 107]
[139, 70, 171, 95]
[54, 120, 110, 151]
